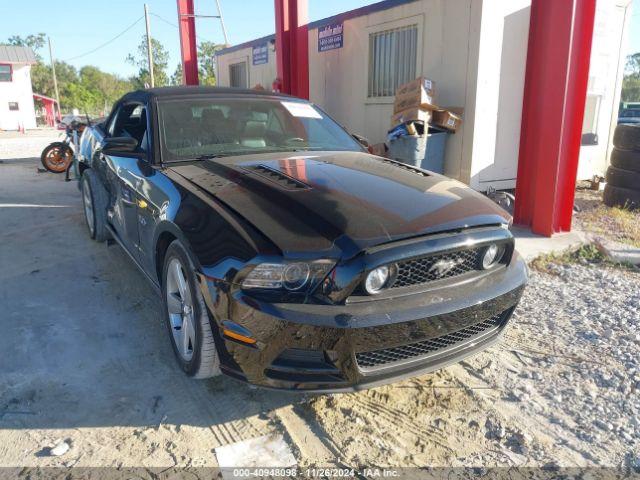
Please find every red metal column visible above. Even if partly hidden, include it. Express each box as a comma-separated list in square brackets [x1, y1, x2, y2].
[274, 0, 309, 99]
[177, 0, 199, 85]
[513, 0, 596, 236]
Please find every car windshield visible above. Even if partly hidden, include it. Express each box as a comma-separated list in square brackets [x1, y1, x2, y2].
[157, 96, 362, 161]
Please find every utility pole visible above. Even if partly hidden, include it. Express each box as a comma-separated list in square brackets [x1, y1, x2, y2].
[144, 4, 155, 88]
[47, 37, 60, 116]
[214, 0, 230, 45]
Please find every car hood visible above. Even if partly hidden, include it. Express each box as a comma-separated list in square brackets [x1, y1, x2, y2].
[169, 151, 510, 259]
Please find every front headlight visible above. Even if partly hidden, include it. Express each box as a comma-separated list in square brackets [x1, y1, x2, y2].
[242, 260, 334, 291]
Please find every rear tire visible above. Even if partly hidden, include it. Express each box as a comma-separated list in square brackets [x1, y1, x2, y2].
[610, 147, 640, 174]
[41, 142, 73, 173]
[603, 184, 640, 209]
[613, 124, 640, 151]
[605, 166, 640, 191]
[81, 169, 110, 242]
[161, 240, 220, 379]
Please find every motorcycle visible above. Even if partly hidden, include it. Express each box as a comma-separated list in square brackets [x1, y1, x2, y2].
[40, 118, 89, 175]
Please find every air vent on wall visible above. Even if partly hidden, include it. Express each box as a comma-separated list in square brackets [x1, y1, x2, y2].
[245, 164, 310, 190]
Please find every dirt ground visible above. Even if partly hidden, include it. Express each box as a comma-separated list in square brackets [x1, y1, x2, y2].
[0, 132, 638, 473]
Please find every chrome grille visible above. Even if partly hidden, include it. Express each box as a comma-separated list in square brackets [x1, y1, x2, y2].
[392, 248, 482, 288]
[355, 313, 504, 369]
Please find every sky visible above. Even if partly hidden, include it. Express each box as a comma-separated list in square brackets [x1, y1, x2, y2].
[2, 0, 640, 78]
[0, 0, 375, 77]
[628, 0, 640, 58]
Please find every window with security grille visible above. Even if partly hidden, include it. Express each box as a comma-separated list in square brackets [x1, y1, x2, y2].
[8, 102, 18, 111]
[229, 62, 247, 88]
[368, 25, 418, 98]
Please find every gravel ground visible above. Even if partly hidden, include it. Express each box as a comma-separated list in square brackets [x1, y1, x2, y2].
[306, 263, 640, 469]
[1, 132, 639, 473]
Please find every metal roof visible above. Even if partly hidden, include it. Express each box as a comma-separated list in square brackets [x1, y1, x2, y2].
[0, 45, 37, 64]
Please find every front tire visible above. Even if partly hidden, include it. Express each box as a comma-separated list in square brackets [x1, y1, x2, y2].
[81, 169, 110, 242]
[162, 240, 220, 379]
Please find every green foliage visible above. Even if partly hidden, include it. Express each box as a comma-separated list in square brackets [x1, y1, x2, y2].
[170, 62, 183, 86]
[6, 33, 46, 60]
[3, 33, 133, 115]
[126, 35, 170, 88]
[622, 53, 640, 103]
[197, 41, 223, 86]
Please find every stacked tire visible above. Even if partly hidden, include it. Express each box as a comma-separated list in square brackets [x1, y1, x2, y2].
[606, 124, 640, 209]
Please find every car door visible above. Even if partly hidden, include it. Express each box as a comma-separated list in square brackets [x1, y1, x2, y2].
[101, 102, 149, 262]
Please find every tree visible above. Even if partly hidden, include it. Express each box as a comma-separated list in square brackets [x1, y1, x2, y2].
[126, 35, 169, 88]
[622, 53, 640, 103]
[6, 33, 46, 60]
[170, 62, 183, 86]
[197, 41, 223, 86]
[3, 32, 132, 114]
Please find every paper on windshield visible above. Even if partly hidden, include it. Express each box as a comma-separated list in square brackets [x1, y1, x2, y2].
[281, 101, 323, 119]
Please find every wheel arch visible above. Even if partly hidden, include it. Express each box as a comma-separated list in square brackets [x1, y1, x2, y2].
[153, 221, 202, 286]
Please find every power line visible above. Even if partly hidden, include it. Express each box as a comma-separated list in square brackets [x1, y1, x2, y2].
[150, 12, 217, 44]
[64, 16, 144, 62]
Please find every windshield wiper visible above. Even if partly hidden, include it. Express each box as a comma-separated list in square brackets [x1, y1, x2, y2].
[195, 153, 226, 160]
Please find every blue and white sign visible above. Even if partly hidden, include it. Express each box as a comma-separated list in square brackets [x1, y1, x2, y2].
[318, 22, 343, 52]
[252, 43, 268, 65]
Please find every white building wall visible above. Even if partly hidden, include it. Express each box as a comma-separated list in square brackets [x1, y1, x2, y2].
[466, 0, 530, 190]
[0, 64, 36, 130]
[309, 0, 477, 185]
[216, 41, 277, 91]
[578, 0, 632, 180]
[215, 0, 630, 190]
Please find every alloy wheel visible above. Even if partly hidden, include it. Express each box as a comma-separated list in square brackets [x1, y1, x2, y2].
[82, 177, 95, 236]
[166, 258, 196, 361]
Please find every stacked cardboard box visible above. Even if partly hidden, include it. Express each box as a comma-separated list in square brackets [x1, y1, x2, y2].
[390, 76, 463, 133]
[390, 76, 436, 127]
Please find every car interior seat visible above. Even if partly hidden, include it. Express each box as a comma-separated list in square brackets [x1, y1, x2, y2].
[240, 120, 267, 148]
[201, 109, 235, 145]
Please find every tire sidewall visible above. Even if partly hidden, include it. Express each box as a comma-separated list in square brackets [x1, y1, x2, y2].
[161, 241, 205, 376]
[610, 147, 640, 174]
[81, 173, 97, 239]
[605, 165, 640, 191]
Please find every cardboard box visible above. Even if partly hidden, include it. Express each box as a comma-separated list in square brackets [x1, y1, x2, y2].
[393, 89, 436, 114]
[393, 77, 436, 114]
[395, 76, 435, 98]
[369, 142, 388, 158]
[432, 108, 462, 132]
[390, 107, 432, 128]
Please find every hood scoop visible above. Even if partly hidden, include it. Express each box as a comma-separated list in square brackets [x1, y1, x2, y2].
[244, 164, 310, 190]
[378, 158, 430, 177]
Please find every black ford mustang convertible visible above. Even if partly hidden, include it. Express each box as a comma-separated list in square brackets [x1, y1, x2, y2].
[78, 86, 527, 391]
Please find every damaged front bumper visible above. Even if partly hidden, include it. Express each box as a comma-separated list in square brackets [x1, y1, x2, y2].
[198, 251, 528, 392]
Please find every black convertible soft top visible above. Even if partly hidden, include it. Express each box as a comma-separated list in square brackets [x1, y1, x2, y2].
[122, 86, 296, 103]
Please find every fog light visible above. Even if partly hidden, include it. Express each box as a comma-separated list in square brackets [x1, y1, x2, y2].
[365, 265, 390, 294]
[482, 244, 505, 269]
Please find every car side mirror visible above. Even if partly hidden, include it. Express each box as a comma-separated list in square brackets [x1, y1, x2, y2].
[352, 133, 370, 148]
[102, 136, 139, 155]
